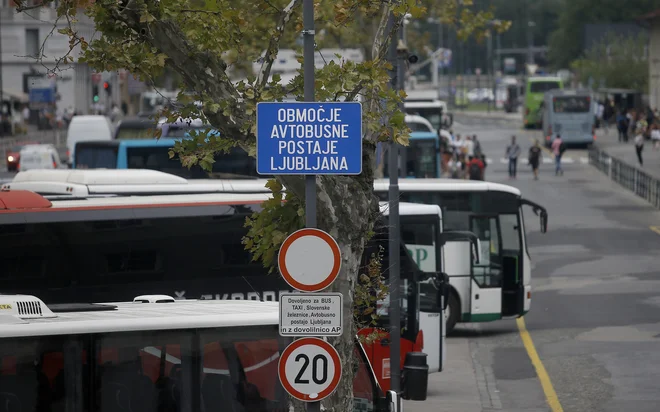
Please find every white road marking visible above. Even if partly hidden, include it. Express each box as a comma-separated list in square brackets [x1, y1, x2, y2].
[495, 157, 588, 165]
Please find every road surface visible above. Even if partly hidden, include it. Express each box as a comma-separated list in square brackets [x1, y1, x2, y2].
[406, 116, 660, 412]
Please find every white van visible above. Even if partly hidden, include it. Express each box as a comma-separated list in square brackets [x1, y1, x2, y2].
[66, 115, 114, 165]
[17, 144, 63, 171]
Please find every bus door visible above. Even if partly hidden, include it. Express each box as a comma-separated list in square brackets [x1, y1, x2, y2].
[401, 214, 443, 373]
[468, 215, 503, 321]
[497, 213, 525, 317]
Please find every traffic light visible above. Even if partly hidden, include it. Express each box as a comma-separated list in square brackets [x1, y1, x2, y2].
[103, 81, 111, 94]
[92, 85, 99, 103]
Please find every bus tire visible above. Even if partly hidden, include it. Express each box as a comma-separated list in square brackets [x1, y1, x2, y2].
[447, 292, 460, 335]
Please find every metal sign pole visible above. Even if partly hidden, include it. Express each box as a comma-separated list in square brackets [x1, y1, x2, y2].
[387, 12, 402, 395]
[302, 0, 318, 411]
[303, 0, 316, 231]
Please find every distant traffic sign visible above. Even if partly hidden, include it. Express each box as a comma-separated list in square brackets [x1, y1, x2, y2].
[256, 102, 363, 175]
[278, 337, 342, 402]
[29, 88, 55, 105]
[278, 228, 341, 292]
[280, 293, 343, 337]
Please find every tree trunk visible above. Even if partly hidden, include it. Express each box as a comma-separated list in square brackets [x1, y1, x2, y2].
[280, 145, 378, 411]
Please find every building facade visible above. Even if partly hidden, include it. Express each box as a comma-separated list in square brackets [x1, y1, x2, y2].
[639, 10, 660, 110]
[0, 1, 95, 118]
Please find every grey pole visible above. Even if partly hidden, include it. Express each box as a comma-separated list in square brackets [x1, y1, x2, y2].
[303, 0, 318, 409]
[388, 11, 402, 395]
[303, 0, 316, 230]
[487, 32, 492, 113]
[0, 15, 4, 137]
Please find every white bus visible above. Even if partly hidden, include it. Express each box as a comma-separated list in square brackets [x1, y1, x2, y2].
[1, 170, 480, 393]
[0, 293, 401, 412]
[373, 179, 548, 332]
[153, 175, 549, 333]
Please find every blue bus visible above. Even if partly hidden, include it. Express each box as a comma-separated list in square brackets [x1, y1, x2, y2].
[381, 131, 441, 178]
[74, 136, 260, 179]
[541, 89, 595, 147]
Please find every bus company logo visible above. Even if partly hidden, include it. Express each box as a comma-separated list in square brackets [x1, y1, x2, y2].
[0, 304, 12, 310]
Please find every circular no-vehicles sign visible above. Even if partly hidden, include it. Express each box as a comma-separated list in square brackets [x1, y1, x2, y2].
[278, 228, 341, 292]
[278, 337, 342, 402]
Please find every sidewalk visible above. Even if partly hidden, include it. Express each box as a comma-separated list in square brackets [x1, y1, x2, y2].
[403, 338, 483, 412]
[594, 128, 660, 180]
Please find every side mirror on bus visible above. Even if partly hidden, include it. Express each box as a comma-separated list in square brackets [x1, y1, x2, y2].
[435, 272, 450, 311]
[520, 198, 549, 234]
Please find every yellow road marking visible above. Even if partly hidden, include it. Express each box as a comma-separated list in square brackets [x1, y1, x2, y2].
[516, 317, 564, 412]
[649, 226, 660, 235]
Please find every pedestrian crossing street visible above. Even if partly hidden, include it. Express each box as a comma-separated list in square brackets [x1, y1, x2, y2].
[485, 156, 589, 165]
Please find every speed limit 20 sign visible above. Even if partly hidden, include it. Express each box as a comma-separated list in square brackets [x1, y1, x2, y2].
[278, 337, 342, 402]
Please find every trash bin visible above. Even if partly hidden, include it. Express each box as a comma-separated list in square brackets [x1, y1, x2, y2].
[402, 352, 428, 401]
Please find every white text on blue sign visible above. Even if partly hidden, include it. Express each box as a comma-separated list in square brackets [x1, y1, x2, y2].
[256, 102, 362, 175]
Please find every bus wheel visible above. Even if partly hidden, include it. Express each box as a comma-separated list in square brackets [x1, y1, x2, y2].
[447, 293, 460, 334]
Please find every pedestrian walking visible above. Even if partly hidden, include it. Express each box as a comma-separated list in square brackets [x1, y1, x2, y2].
[551, 134, 565, 176]
[472, 134, 482, 158]
[634, 131, 645, 166]
[467, 155, 485, 181]
[505, 135, 521, 179]
[616, 110, 628, 142]
[651, 123, 660, 150]
[528, 139, 542, 180]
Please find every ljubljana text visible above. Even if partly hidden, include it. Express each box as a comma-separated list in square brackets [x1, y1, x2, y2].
[269, 107, 350, 172]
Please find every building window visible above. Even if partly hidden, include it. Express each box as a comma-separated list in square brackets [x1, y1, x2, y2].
[25, 28, 39, 57]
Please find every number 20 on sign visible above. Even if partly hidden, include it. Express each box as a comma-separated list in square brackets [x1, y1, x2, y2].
[278, 337, 342, 402]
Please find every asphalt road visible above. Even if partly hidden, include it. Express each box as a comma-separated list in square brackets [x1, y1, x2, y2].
[437, 116, 660, 411]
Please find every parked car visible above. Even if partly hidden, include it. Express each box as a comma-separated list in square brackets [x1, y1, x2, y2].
[5, 142, 38, 172]
[17, 144, 64, 171]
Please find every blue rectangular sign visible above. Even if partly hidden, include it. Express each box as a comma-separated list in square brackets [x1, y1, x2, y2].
[29, 88, 55, 104]
[256, 102, 362, 175]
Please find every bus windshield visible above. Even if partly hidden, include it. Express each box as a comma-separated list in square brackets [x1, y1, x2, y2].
[1, 325, 380, 412]
[382, 138, 439, 178]
[125, 146, 260, 179]
[530, 81, 561, 94]
[552, 96, 591, 113]
[75, 144, 119, 169]
[405, 139, 438, 178]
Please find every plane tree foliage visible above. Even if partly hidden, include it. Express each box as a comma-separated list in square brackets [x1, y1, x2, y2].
[548, 0, 657, 69]
[16, 0, 504, 408]
[570, 33, 649, 91]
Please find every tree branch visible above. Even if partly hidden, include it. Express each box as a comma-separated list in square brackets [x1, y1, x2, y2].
[256, 0, 301, 89]
[14, 0, 50, 12]
[109, 4, 250, 142]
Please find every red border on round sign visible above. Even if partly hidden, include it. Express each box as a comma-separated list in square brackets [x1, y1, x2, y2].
[278, 337, 342, 402]
[278, 228, 341, 292]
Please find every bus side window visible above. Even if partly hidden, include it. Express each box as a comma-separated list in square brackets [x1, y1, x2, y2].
[0, 337, 71, 412]
[96, 331, 192, 412]
[233, 339, 280, 401]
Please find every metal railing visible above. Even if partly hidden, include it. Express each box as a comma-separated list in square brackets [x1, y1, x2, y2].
[589, 146, 660, 209]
